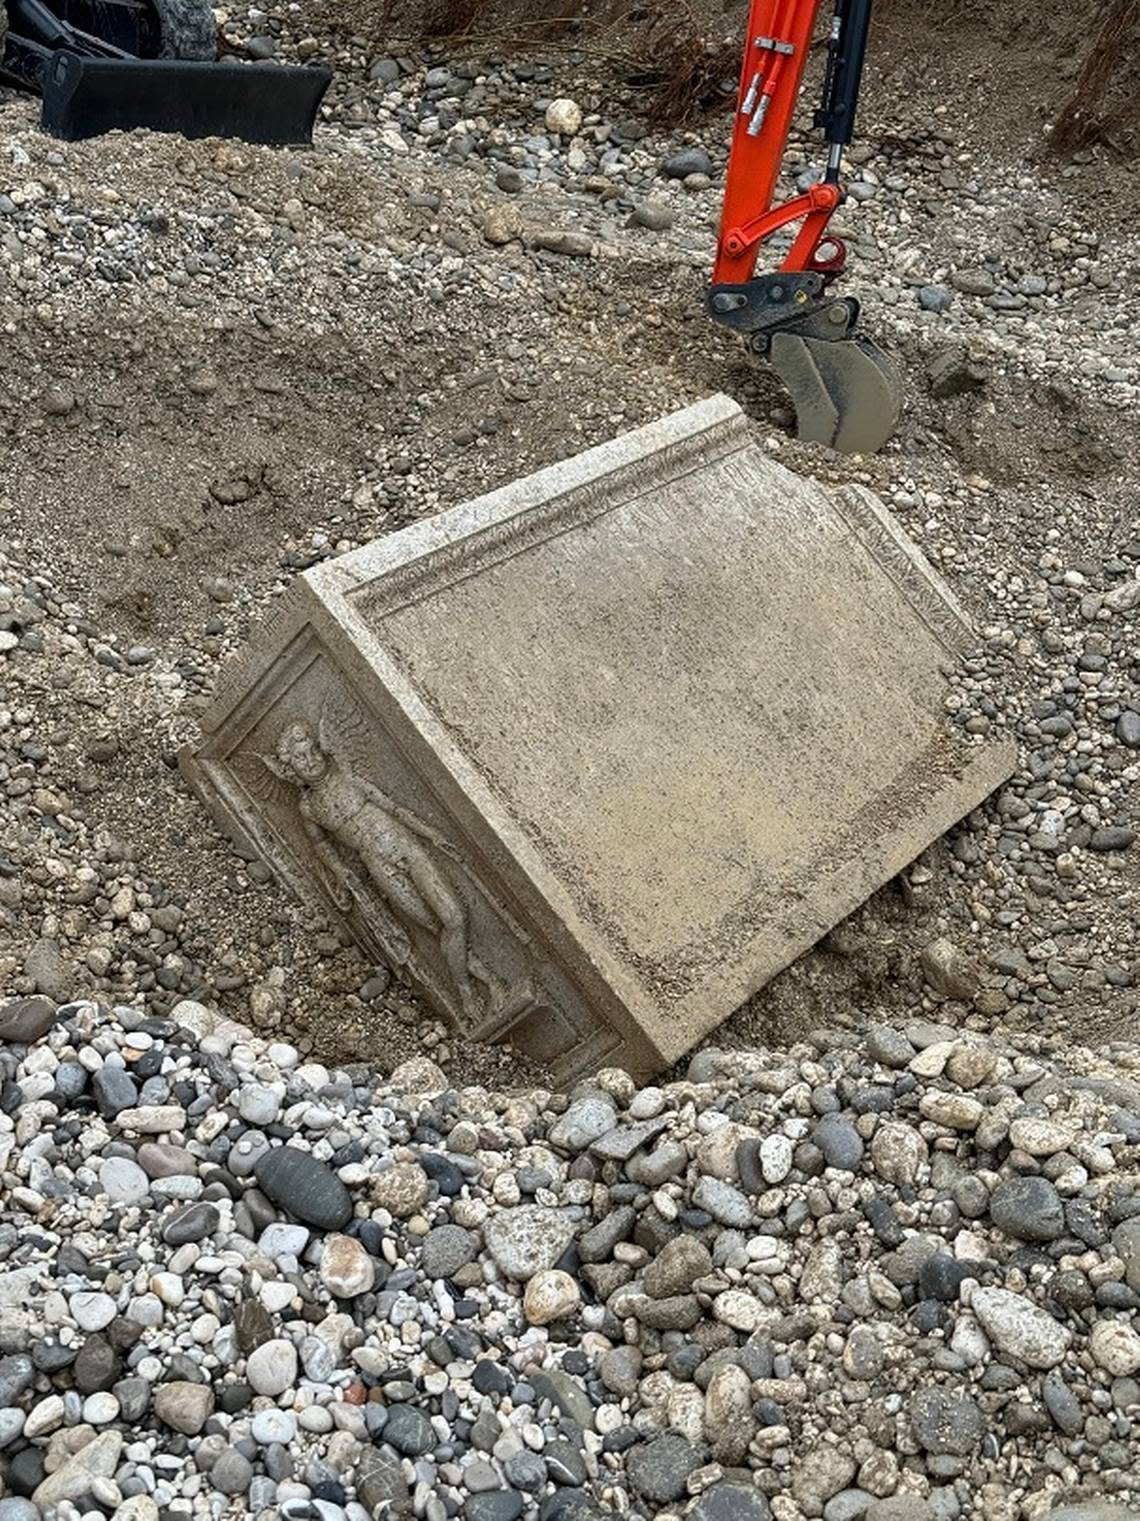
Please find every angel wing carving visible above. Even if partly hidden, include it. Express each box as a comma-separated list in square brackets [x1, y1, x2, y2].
[233, 750, 298, 810]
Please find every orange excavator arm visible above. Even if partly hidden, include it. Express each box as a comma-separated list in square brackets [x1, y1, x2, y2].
[706, 0, 900, 453]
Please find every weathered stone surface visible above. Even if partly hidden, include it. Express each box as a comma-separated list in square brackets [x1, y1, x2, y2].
[184, 395, 1014, 1080]
[31, 1431, 122, 1507]
[483, 1206, 576, 1281]
[971, 1287, 1072, 1369]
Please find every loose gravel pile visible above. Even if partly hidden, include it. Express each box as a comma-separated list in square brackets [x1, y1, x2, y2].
[2, 993, 1140, 1521]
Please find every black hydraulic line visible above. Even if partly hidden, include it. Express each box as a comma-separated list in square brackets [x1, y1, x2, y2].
[815, 0, 874, 180]
[6, 0, 129, 55]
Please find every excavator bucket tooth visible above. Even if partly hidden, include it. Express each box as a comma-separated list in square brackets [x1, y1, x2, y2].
[38, 52, 331, 145]
[765, 330, 900, 454]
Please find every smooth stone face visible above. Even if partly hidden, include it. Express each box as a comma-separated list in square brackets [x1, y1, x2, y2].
[0, 1355, 35, 1405]
[254, 1148, 353, 1230]
[246, 1339, 298, 1397]
[356, 1448, 412, 1513]
[70, 1291, 118, 1332]
[0, 1501, 46, 1521]
[212, 1450, 254, 1495]
[251, 1408, 297, 1445]
[814, 1115, 865, 1170]
[92, 1066, 139, 1117]
[319, 1234, 375, 1298]
[523, 1269, 580, 1326]
[183, 396, 1013, 1083]
[383, 1404, 436, 1456]
[258, 1222, 311, 1261]
[161, 1202, 220, 1246]
[548, 1097, 617, 1152]
[690, 1483, 772, 1521]
[0, 995, 58, 1044]
[98, 1157, 150, 1205]
[465, 1494, 524, 1521]
[137, 1142, 197, 1178]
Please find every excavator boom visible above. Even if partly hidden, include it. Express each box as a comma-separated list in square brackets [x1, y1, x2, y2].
[707, 0, 900, 452]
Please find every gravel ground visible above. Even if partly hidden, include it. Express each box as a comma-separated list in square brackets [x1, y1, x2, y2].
[2, 992, 1140, 1521]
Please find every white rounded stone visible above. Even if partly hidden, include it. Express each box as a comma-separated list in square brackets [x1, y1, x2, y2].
[250, 1408, 298, 1445]
[1089, 1319, 1140, 1377]
[70, 1290, 118, 1331]
[98, 1157, 150, 1205]
[759, 1133, 794, 1184]
[523, 1269, 581, 1325]
[320, 1234, 375, 1299]
[247, 1338, 298, 1396]
[545, 98, 583, 136]
[82, 1392, 120, 1425]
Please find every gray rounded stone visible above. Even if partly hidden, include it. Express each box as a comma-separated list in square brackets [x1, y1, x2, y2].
[421, 1224, 477, 1279]
[92, 1066, 139, 1118]
[691, 1483, 772, 1521]
[211, 1449, 254, 1495]
[503, 1451, 547, 1492]
[98, 1157, 149, 1205]
[0, 1500, 43, 1521]
[626, 1433, 704, 1503]
[465, 1495, 524, 1521]
[909, 1388, 986, 1455]
[254, 1147, 352, 1231]
[661, 148, 712, 179]
[383, 1404, 435, 1456]
[814, 1115, 864, 1170]
[865, 1024, 915, 1068]
[0, 1355, 34, 1405]
[990, 1176, 1064, 1242]
[548, 1096, 616, 1151]
[0, 995, 58, 1044]
[161, 1202, 220, 1246]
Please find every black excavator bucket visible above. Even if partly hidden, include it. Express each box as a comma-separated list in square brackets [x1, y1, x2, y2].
[727, 289, 900, 455]
[767, 329, 900, 455]
[37, 51, 331, 144]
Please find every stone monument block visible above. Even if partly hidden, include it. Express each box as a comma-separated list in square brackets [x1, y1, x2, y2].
[182, 395, 1015, 1081]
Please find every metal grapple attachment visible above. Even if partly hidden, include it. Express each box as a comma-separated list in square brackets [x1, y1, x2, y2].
[708, 275, 900, 455]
